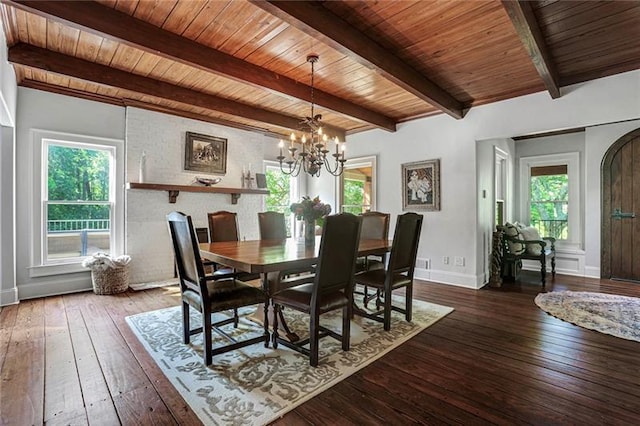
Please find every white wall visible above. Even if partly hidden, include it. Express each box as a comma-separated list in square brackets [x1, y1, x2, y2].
[0, 18, 17, 305]
[514, 132, 585, 222]
[10, 92, 280, 301]
[125, 108, 279, 283]
[0, 125, 16, 305]
[14, 88, 126, 301]
[476, 138, 515, 284]
[512, 132, 587, 276]
[345, 70, 640, 288]
[6, 69, 640, 302]
[0, 18, 16, 127]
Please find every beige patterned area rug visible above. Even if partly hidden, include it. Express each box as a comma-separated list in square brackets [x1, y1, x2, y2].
[535, 291, 640, 342]
[125, 297, 453, 425]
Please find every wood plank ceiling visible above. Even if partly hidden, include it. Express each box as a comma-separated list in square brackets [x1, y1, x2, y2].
[0, 0, 638, 140]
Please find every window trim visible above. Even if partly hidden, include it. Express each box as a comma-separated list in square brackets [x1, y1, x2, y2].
[494, 147, 510, 226]
[519, 152, 581, 249]
[29, 130, 124, 277]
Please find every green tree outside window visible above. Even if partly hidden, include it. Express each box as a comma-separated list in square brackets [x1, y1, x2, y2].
[530, 174, 568, 239]
[45, 142, 113, 260]
[265, 167, 293, 236]
[342, 178, 366, 214]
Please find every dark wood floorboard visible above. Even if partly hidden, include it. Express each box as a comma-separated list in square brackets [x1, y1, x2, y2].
[1, 273, 639, 425]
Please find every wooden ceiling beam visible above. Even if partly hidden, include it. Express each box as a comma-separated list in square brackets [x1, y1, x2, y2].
[8, 43, 346, 140]
[4, 0, 396, 132]
[250, 0, 465, 120]
[501, 0, 561, 99]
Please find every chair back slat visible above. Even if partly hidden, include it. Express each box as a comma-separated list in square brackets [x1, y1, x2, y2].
[360, 211, 390, 240]
[207, 211, 239, 242]
[313, 213, 362, 299]
[388, 213, 423, 274]
[167, 212, 206, 293]
[258, 211, 287, 240]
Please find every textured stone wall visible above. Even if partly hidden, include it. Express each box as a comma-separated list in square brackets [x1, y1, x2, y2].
[125, 107, 273, 283]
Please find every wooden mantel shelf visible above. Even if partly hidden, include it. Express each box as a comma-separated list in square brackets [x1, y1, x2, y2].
[126, 182, 269, 204]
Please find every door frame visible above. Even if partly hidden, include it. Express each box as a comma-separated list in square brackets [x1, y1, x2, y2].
[335, 155, 377, 213]
[600, 127, 640, 278]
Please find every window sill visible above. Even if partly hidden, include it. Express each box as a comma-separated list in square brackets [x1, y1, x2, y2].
[29, 262, 89, 278]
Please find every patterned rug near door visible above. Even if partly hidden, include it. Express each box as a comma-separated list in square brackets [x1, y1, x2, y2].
[125, 297, 453, 425]
[534, 291, 640, 342]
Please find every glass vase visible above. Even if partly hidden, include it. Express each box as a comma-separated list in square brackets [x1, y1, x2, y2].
[304, 218, 316, 247]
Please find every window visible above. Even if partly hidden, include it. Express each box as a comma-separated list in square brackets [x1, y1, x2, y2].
[519, 152, 581, 248]
[264, 161, 298, 236]
[337, 156, 376, 214]
[44, 141, 113, 262]
[530, 165, 568, 239]
[30, 130, 124, 276]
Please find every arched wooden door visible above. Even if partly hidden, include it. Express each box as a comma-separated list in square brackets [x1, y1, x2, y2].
[601, 128, 640, 281]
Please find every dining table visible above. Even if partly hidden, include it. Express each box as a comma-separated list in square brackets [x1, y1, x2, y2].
[199, 236, 391, 341]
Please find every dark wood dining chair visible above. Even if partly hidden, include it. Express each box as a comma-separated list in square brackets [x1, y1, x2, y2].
[258, 211, 314, 277]
[208, 210, 240, 242]
[271, 213, 362, 367]
[258, 211, 287, 240]
[259, 210, 315, 341]
[353, 212, 423, 331]
[356, 211, 391, 306]
[207, 210, 259, 281]
[166, 211, 269, 366]
[359, 211, 390, 269]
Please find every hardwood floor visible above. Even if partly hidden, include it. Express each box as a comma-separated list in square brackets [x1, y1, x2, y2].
[1, 272, 639, 425]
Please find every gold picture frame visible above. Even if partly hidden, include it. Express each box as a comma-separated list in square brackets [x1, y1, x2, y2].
[184, 131, 227, 174]
[401, 159, 440, 211]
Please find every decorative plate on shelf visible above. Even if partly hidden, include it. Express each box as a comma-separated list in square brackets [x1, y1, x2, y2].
[195, 177, 222, 186]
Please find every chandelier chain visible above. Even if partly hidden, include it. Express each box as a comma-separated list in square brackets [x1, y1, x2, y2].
[310, 56, 315, 121]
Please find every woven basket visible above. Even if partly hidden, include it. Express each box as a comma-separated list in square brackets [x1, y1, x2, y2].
[91, 266, 129, 295]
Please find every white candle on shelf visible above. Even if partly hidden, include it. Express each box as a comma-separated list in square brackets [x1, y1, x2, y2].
[138, 150, 147, 183]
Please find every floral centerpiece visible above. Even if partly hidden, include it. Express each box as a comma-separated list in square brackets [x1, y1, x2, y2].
[290, 196, 331, 246]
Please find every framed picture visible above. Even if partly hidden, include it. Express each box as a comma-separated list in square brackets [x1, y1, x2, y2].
[401, 159, 440, 211]
[255, 173, 267, 189]
[184, 131, 227, 174]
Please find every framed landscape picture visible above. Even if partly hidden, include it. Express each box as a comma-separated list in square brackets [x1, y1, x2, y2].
[401, 159, 440, 211]
[184, 131, 227, 174]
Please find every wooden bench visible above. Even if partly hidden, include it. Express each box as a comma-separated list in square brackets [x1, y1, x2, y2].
[490, 226, 556, 287]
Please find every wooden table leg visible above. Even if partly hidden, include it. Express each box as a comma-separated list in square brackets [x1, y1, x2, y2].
[249, 272, 300, 342]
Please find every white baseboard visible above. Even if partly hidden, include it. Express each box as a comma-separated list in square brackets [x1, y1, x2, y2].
[0, 287, 18, 306]
[519, 264, 601, 279]
[584, 266, 601, 278]
[414, 268, 482, 289]
[17, 274, 92, 301]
